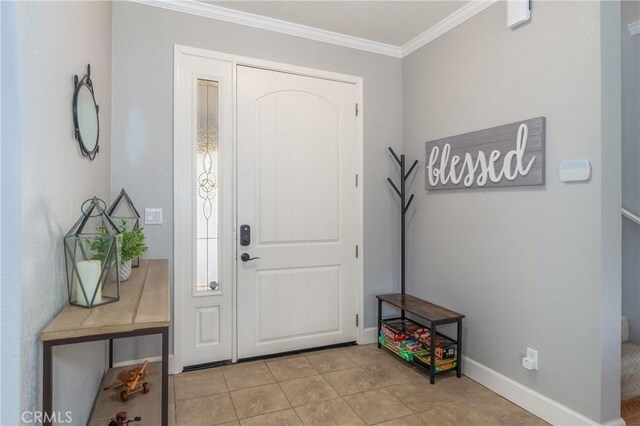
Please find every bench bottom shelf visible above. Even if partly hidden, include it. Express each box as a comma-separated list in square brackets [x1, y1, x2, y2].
[378, 336, 458, 376]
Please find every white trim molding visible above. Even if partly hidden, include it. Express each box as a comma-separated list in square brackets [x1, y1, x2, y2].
[463, 356, 624, 426]
[113, 355, 177, 375]
[129, 0, 498, 59]
[362, 327, 379, 345]
[401, 0, 498, 57]
[132, 0, 402, 57]
[630, 20, 640, 36]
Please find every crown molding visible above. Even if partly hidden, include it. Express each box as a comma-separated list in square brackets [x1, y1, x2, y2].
[401, 0, 498, 57]
[130, 0, 499, 59]
[130, 0, 403, 58]
[630, 20, 640, 36]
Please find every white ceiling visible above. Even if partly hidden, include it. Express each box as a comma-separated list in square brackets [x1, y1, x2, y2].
[204, 1, 470, 46]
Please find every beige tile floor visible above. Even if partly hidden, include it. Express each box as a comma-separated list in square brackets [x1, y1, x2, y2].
[169, 344, 547, 426]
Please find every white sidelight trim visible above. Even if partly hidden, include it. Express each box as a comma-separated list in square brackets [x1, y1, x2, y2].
[463, 356, 624, 426]
[129, 0, 499, 59]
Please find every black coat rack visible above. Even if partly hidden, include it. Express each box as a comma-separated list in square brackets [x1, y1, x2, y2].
[387, 147, 418, 295]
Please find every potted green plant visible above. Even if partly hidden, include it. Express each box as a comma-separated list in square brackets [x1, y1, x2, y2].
[119, 222, 148, 281]
[91, 220, 148, 281]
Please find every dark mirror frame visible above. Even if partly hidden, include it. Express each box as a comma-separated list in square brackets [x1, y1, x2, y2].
[73, 64, 100, 160]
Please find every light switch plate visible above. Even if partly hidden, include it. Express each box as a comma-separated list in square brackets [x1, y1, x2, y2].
[145, 208, 163, 225]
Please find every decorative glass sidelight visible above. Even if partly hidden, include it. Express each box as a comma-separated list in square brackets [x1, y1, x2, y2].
[196, 79, 220, 292]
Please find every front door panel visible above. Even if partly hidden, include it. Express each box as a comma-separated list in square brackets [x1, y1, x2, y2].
[237, 66, 358, 358]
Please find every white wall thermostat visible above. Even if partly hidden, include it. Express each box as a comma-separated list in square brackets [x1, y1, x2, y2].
[507, 0, 531, 29]
[559, 160, 591, 183]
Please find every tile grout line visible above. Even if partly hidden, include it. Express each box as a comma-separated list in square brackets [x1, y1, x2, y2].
[220, 368, 241, 423]
[305, 350, 364, 375]
[274, 377, 294, 406]
[269, 355, 337, 425]
[341, 396, 369, 425]
[171, 377, 177, 425]
[273, 381, 305, 425]
[319, 368, 349, 397]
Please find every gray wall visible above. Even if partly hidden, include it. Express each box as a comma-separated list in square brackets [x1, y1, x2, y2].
[622, 0, 640, 342]
[402, 2, 620, 423]
[111, 1, 402, 362]
[1, 2, 112, 424]
[1, 2, 23, 423]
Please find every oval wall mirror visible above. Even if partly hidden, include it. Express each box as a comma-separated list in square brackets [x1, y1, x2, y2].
[73, 64, 100, 160]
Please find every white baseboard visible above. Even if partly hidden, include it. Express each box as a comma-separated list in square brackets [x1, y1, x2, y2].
[602, 419, 626, 426]
[463, 356, 624, 426]
[112, 355, 176, 374]
[361, 327, 378, 344]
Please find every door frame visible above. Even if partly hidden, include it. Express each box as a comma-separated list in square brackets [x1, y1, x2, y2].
[173, 44, 364, 374]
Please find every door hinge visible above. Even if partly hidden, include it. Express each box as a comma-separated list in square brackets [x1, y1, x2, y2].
[356, 314, 359, 327]
[355, 103, 359, 117]
[355, 174, 358, 187]
[355, 245, 359, 258]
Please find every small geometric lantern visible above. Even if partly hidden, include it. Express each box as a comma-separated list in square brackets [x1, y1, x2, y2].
[107, 188, 142, 268]
[64, 197, 121, 308]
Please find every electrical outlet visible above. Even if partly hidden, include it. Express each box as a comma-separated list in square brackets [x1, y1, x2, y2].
[522, 347, 539, 371]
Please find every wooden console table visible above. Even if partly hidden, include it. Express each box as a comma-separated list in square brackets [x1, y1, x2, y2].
[376, 293, 464, 384]
[41, 259, 170, 426]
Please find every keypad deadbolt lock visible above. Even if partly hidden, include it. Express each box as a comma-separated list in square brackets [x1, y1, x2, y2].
[240, 225, 250, 246]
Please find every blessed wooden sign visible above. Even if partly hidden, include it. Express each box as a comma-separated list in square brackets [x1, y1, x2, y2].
[425, 117, 545, 190]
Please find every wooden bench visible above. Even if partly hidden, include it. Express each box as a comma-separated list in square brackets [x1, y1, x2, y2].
[376, 293, 464, 384]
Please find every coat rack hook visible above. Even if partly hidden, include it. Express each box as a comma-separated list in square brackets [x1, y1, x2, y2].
[405, 160, 418, 180]
[387, 178, 401, 198]
[388, 147, 402, 166]
[404, 194, 415, 213]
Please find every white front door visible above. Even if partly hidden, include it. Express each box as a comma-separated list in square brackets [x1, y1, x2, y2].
[175, 54, 233, 367]
[237, 66, 359, 359]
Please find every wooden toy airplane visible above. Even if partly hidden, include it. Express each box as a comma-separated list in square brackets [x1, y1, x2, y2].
[103, 360, 151, 402]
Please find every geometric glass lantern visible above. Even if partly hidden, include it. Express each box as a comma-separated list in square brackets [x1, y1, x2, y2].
[64, 197, 121, 308]
[107, 188, 142, 268]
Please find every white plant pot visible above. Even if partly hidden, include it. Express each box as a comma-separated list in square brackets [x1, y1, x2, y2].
[120, 259, 132, 282]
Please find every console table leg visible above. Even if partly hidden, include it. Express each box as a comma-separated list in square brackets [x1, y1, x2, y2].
[377, 299, 382, 348]
[456, 319, 462, 378]
[109, 339, 113, 368]
[161, 328, 169, 426]
[429, 321, 436, 384]
[43, 341, 53, 426]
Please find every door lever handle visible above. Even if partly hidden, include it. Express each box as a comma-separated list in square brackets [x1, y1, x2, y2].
[241, 253, 260, 262]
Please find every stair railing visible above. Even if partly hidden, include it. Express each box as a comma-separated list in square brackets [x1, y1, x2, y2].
[623, 208, 640, 226]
